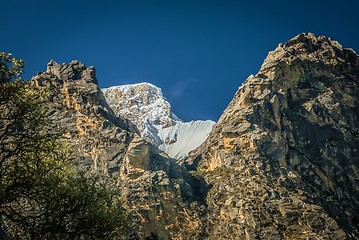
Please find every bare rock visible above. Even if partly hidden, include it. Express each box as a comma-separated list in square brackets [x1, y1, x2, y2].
[31, 61, 206, 239]
[187, 33, 359, 239]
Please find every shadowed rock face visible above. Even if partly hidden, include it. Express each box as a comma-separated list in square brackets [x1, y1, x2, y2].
[187, 33, 359, 239]
[31, 60, 206, 239]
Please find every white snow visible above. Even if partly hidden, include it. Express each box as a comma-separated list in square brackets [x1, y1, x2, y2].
[102, 82, 215, 159]
[154, 120, 215, 159]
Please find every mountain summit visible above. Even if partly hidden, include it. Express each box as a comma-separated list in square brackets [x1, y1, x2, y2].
[102, 82, 215, 159]
[187, 33, 359, 239]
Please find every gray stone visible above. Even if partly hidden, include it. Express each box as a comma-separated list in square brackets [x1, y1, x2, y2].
[187, 33, 359, 239]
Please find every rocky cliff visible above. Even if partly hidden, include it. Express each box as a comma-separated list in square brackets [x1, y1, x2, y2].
[29, 33, 359, 240]
[187, 33, 359, 239]
[102, 83, 215, 159]
[31, 61, 206, 239]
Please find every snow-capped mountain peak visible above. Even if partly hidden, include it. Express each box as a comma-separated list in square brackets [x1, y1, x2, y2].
[102, 82, 178, 131]
[102, 82, 215, 159]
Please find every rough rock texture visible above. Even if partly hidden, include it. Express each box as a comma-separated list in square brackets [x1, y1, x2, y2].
[32, 60, 136, 175]
[31, 61, 205, 239]
[119, 135, 208, 239]
[187, 33, 359, 239]
[102, 83, 215, 159]
[29, 33, 359, 239]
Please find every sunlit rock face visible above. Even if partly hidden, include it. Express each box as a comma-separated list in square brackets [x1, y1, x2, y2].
[30, 33, 359, 239]
[33, 60, 136, 175]
[31, 60, 206, 239]
[187, 33, 359, 239]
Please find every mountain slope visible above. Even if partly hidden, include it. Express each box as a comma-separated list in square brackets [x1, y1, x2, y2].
[31, 61, 205, 239]
[187, 33, 359, 239]
[27, 33, 359, 239]
[102, 83, 215, 159]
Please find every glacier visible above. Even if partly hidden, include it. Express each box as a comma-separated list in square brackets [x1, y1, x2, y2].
[102, 82, 215, 159]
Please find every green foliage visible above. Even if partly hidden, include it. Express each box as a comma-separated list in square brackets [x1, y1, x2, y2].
[6, 172, 128, 239]
[0, 52, 24, 85]
[40, 173, 128, 239]
[0, 52, 128, 239]
[0, 52, 62, 209]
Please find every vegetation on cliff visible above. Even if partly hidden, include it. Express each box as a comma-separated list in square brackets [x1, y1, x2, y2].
[0, 52, 128, 239]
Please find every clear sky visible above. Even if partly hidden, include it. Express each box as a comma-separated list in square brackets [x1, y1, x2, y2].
[1, 0, 358, 121]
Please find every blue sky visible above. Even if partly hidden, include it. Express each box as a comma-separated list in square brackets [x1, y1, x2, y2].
[1, 0, 358, 121]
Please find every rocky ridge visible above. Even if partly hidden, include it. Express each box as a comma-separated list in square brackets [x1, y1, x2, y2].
[28, 33, 359, 239]
[102, 83, 215, 159]
[31, 61, 205, 239]
[187, 33, 359, 239]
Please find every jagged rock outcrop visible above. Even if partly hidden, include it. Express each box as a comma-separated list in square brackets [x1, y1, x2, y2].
[32, 60, 136, 175]
[102, 83, 215, 159]
[28, 33, 359, 239]
[31, 61, 206, 239]
[187, 33, 359, 239]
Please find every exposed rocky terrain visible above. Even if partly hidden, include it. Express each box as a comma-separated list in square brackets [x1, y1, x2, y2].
[187, 33, 359, 239]
[31, 61, 205, 239]
[102, 83, 215, 159]
[29, 33, 359, 239]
